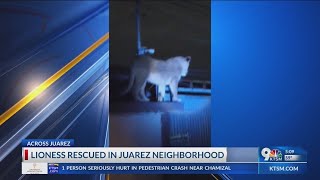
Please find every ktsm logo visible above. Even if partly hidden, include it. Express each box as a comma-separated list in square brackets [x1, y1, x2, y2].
[261, 147, 283, 161]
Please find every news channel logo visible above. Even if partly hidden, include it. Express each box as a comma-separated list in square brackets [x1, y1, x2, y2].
[48, 163, 59, 174]
[261, 147, 283, 161]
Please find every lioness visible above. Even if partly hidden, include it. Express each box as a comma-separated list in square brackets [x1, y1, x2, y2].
[122, 55, 191, 102]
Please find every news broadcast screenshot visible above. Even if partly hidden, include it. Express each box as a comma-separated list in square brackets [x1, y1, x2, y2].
[0, 0, 318, 180]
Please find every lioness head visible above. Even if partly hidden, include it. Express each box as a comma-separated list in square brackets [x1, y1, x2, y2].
[178, 56, 191, 77]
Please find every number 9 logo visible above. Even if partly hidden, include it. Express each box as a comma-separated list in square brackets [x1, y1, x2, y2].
[261, 147, 271, 161]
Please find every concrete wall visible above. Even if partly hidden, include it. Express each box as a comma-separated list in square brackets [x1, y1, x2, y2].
[110, 112, 163, 180]
[110, 112, 162, 147]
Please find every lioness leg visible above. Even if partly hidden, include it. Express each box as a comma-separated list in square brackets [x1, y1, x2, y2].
[169, 80, 181, 102]
[139, 82, 149, 101]
[132, 76, 147, 101]
[158, 85, 166, 102]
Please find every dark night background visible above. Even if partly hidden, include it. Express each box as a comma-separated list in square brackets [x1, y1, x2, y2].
[110, 1, 211, 81]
